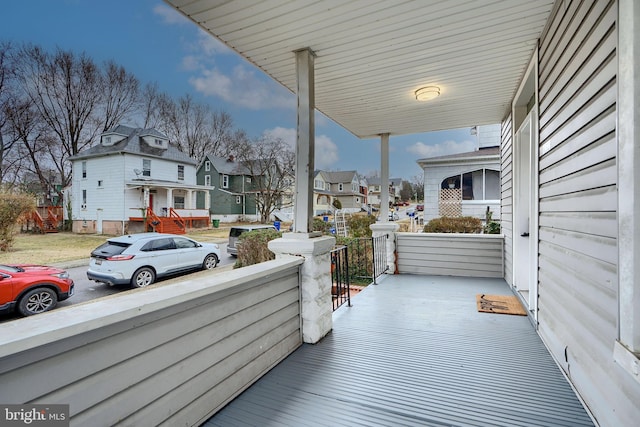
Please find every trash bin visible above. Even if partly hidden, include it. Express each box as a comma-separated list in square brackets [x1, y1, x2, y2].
[323, 216, 329, 222]
[212, 219, 220, 228]
[273, 221, 281, 231]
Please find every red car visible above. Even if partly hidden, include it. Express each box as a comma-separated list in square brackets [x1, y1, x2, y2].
[416, 204, 424, 211]
[0, 264, 74, 316]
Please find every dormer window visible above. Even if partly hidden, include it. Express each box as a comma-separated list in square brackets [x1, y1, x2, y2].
[155, 138, 163, 146]
[105, 136, 111, 145]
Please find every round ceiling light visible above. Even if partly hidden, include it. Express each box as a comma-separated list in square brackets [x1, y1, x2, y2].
[415, 86, 440, 101]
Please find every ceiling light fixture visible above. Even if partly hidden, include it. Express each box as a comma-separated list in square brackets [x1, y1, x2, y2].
[415, 86, 440, 101]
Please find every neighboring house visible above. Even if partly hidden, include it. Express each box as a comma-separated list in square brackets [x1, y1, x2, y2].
[196, 155, 259, 222]
[367, 176, 402, 207]
[312, 170, 366, 215]
[418, 124, 501, 223]
[69, 125, 210, 235]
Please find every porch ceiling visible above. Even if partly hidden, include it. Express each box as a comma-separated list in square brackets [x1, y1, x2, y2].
[165, 0, 555, 138]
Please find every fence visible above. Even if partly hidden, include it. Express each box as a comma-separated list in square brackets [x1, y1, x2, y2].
[330, 235, 389, 311]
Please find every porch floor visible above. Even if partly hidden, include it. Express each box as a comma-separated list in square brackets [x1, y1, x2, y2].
[203, 275, 594, 427]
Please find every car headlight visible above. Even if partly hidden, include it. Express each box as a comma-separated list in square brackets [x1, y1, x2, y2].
[53, 271, 70, 279]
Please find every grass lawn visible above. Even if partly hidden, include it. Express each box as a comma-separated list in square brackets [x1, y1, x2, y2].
[0, 228, 233, 266]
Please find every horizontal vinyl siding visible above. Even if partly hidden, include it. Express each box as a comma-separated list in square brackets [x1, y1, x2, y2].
[0, 259, 303, 427]
[500, 116, 514, 285]
[396, 233, 503, 278]
[535, 1, 637, 426]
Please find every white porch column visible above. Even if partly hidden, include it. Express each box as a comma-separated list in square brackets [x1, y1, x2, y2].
[269, 235, 335, 343]
[615, 0, 640, 378]
[293, 48, 315, 233]
[167, 189, 173, 209]
[380, 133, 390, 222]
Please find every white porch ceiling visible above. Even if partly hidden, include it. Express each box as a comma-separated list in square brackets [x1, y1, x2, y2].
[165, 0, 555, 139]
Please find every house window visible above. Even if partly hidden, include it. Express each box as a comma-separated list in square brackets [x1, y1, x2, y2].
[178, 165, 184, 181]
[174, 196, 185, 209]
[154, 138, 163, 146]
[104, 136, 111, 145]
[82, 161, 87, 179]
[339, 183, 343, 192]
[314, 179, 322, 189]
[97, 180, 103, 187]
[246, 177, 251, 184]
[236, 196, 242, 204]
[142, 159, 151, 177]
[205, 175, 211, 186]
[441, 169, 500, 200]
[222, 174, 229, 189]
[356, 197, 360, 203]
[82, 190, 87, 209]
[205, 161, 211, 172]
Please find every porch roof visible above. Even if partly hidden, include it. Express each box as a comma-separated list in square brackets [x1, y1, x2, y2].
[204, 274, 593, 426]
[164, 0, 555, 138]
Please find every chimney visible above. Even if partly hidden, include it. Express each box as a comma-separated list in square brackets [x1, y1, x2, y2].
[227, 155, 235, 162]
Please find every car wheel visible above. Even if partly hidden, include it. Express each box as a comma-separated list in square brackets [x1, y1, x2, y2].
[203, 253, 219, 270]
[18, 287, 58, 316]
[131, 267, 155, 288]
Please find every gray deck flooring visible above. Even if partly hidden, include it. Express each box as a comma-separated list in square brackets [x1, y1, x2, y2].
[204, 275, 594, 427]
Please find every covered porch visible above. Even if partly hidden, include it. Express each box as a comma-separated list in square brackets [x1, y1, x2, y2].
[206, 274, 593, 427]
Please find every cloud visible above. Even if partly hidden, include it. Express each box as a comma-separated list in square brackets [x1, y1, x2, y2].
[189, 65, 294, 110]
[153, 4, 190, 25]
[407, 139, 477, 158]
[263, 127, 339, 169]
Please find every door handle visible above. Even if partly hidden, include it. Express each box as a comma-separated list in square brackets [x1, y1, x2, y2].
[521, 232, 530, 237]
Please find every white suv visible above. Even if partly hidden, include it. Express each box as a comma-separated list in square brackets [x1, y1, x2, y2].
[87, 233, 221, 288]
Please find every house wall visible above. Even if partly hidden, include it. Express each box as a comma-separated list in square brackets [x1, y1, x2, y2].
[0, 258, 303, 426]
[72, 153, 198, 233]
[423, 162, 501, 222]
[396, 233, 503, 278]
[522, 1, 638, 425]
[500, 117, 514, 285]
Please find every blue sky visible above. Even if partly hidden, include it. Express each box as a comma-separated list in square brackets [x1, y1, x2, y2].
[1, 0, 479, 181]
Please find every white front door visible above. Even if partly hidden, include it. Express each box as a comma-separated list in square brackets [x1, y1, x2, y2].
[513, 110, 538, 314]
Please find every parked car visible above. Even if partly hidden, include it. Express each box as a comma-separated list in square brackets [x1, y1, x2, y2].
[87, 233, 221, 288]
[228, 225, 278, 256]
[416, 204, 424, 211]
[0, 264, 74, 316]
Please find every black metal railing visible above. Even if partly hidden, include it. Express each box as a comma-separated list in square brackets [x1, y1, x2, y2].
[330, 235, 389, 311]
[371, 234, 389, 284]
[331, 245, 351, 311]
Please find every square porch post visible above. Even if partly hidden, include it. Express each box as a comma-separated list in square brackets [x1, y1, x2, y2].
[269, 47, 335, 344]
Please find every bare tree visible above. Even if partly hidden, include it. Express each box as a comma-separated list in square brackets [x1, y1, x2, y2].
[410, 172, 425, 201]
[235, 136, 295, 223]
[100, 60, 140, 132]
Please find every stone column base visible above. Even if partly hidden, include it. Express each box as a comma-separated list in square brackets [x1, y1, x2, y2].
[269, 233, 336, 343]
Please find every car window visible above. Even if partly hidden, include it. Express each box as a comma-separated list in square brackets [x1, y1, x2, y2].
[92, 241, 130, 257]
[229, 228, 247, 238]
[174, 237, 197, 249]
[141, 237, 176, 251]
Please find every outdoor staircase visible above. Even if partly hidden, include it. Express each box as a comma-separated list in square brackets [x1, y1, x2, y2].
[146, 208, 186, 234]
[32, 207, 62, 233]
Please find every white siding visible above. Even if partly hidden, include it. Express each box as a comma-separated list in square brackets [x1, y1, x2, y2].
[500, 116, 514, 285]
[0, 259, 303, 426]
[535, 1, 638, 425]
[72, 155, 126, 222]
[396, 233, 504, 278]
